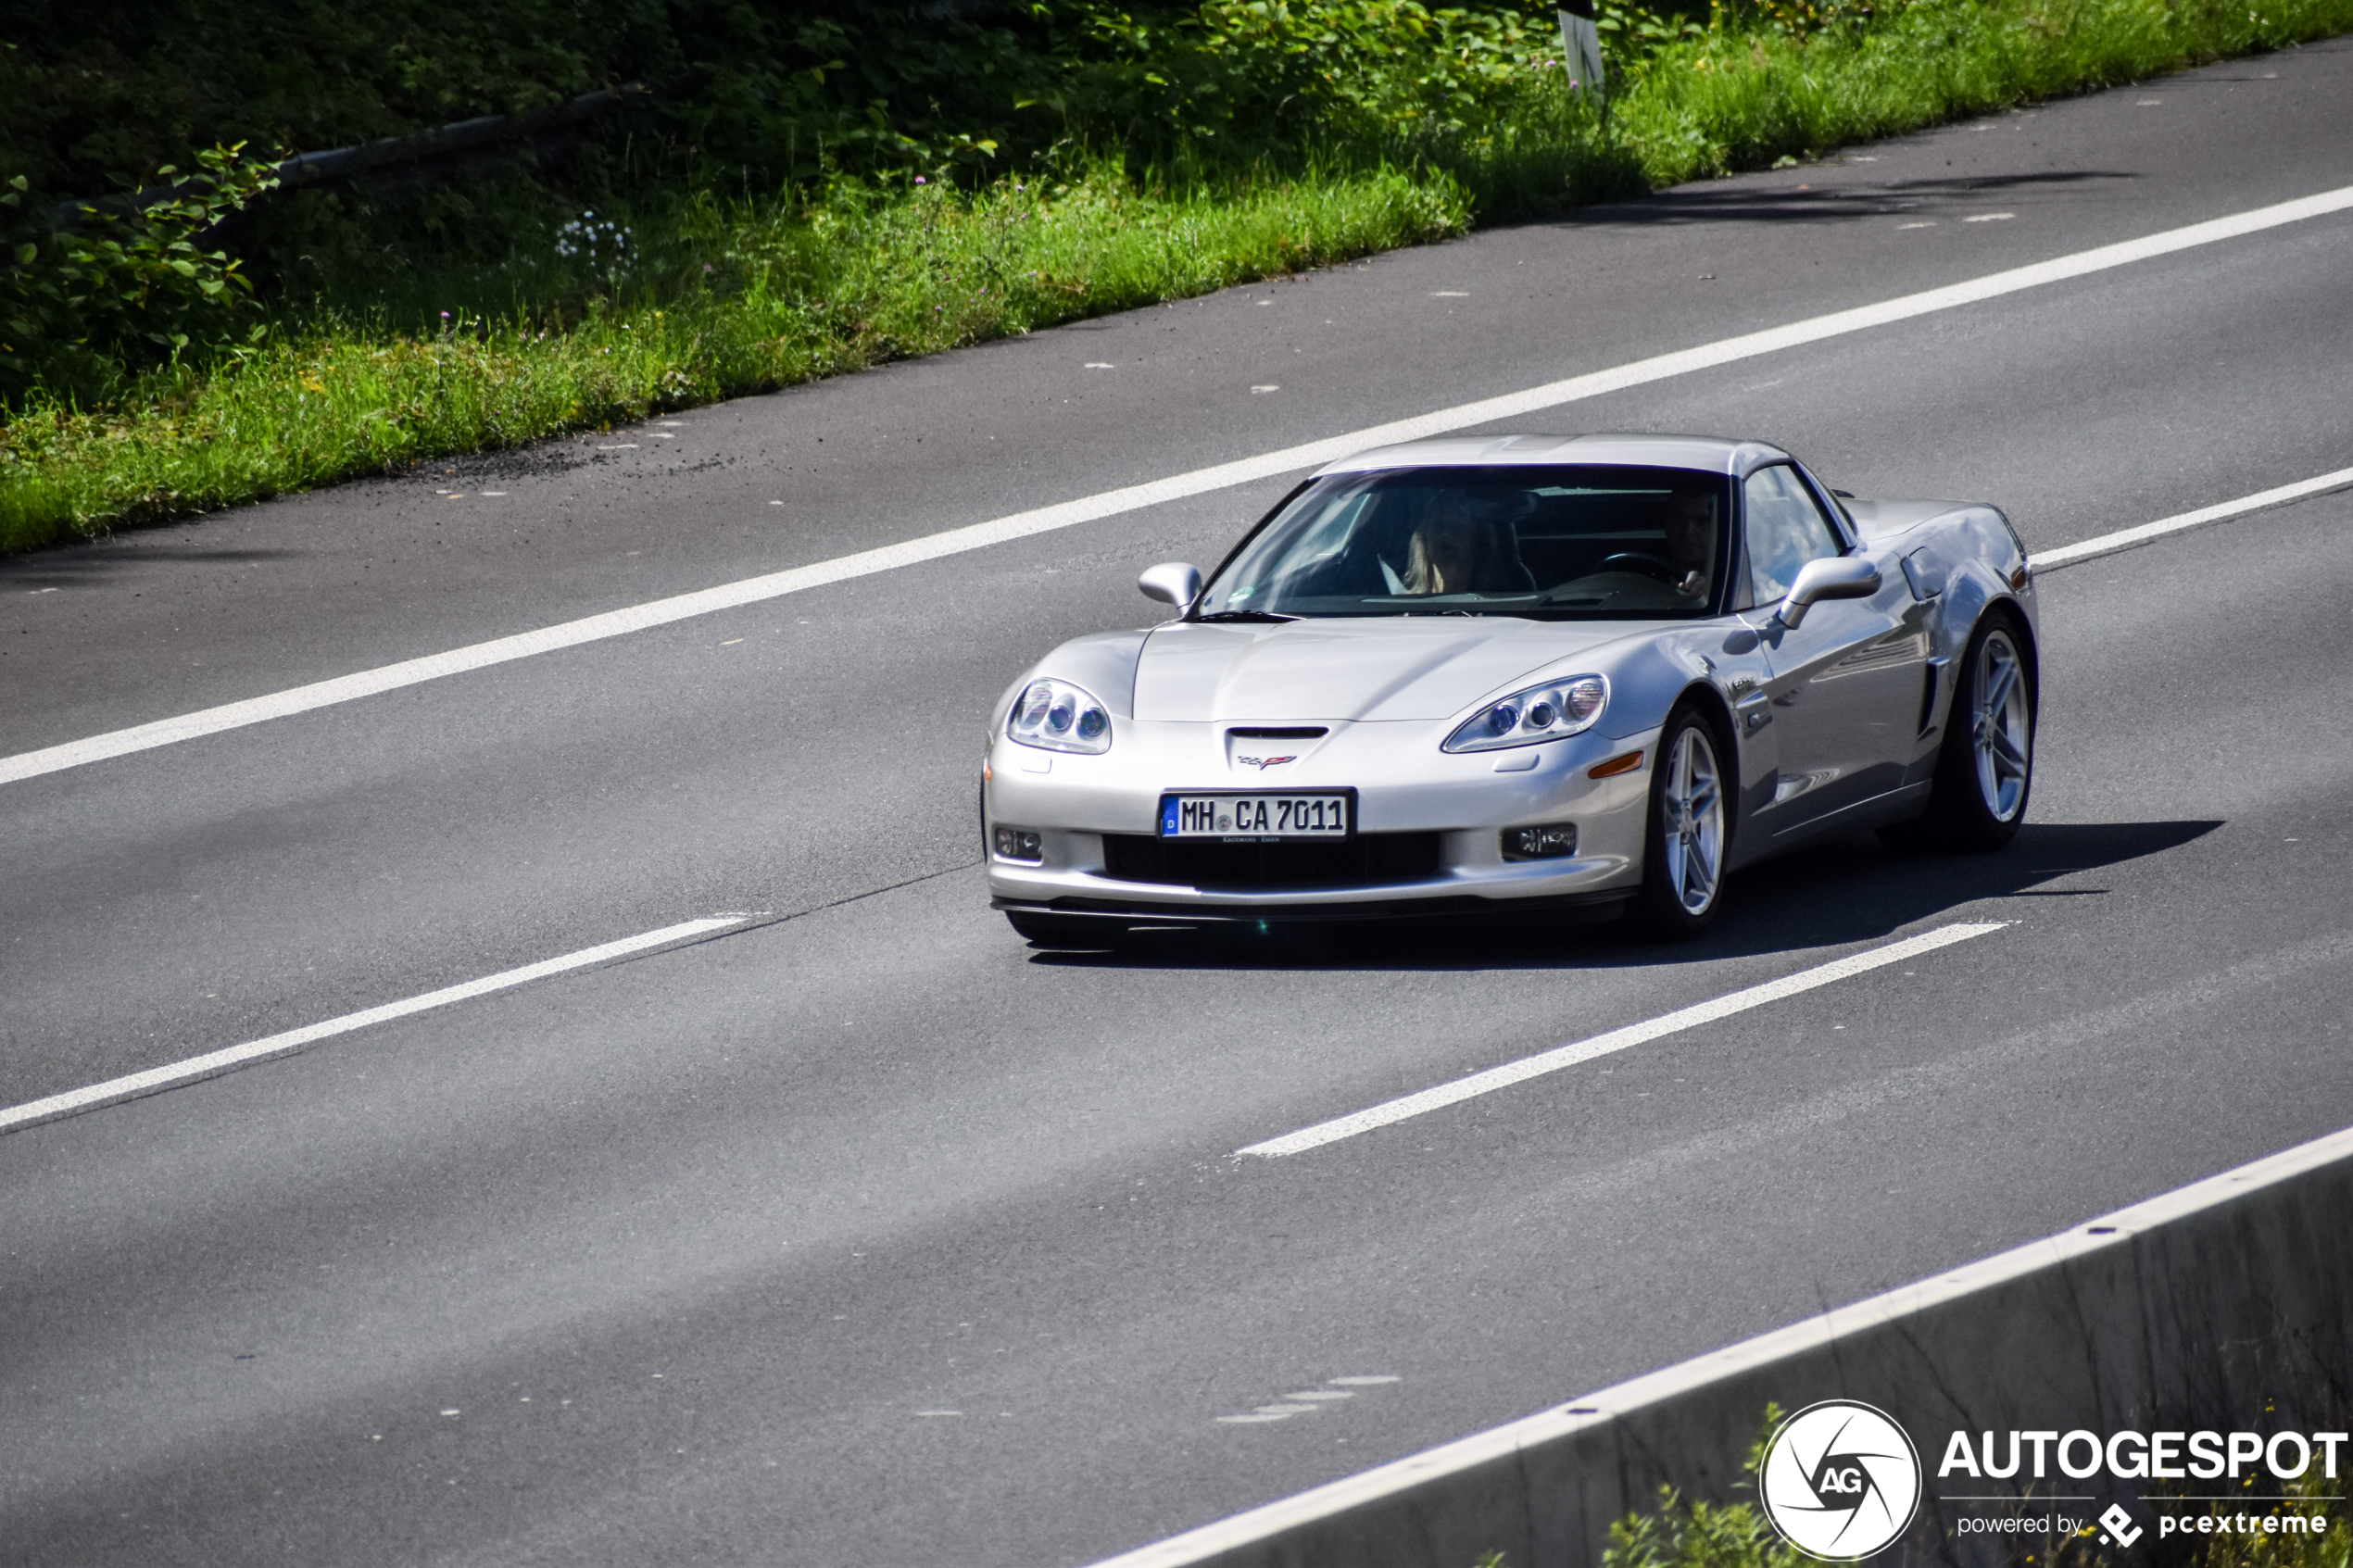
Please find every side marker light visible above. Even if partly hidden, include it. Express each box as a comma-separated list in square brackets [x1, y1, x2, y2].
[1588, 750, 1644, 779]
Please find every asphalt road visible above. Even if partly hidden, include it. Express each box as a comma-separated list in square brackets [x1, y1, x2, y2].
[4, 39, 2351, 1568]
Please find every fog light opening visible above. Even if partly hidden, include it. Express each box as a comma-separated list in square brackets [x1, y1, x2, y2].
[1502, 823, 1578, 861]
[992, 826, 1043, 862]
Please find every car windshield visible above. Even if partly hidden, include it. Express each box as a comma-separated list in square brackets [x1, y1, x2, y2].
[1198, 464, 1733, 621]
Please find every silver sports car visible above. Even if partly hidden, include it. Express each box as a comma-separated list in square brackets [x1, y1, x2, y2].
[983, 434, 2036, 943]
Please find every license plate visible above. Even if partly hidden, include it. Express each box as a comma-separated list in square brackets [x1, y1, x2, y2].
[1160, 793, 1352, 840]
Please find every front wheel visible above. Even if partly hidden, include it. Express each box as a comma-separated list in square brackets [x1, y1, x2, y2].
[1886, 612, 2033, 852]
[1629, 708, 1730, 941]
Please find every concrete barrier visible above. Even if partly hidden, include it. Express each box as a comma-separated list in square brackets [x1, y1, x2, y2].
[1094, 1124, 2353, 1568]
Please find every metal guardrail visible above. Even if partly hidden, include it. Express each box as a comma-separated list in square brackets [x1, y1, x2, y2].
[48, 78, 662, 230]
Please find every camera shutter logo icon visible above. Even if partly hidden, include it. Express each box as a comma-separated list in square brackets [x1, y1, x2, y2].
[1759, 1401, 1923, 1560]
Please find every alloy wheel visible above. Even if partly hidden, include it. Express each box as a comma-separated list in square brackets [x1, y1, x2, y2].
[1970, 629, 2032, 822]
[1662, 723, 1725, 915]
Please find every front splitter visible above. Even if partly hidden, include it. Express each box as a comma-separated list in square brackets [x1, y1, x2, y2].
[989, 887, 1631, 926]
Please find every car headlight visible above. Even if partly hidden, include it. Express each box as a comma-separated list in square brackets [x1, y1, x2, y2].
[1007, 678, 1113, 754]
[1442, 674, 1608, 753]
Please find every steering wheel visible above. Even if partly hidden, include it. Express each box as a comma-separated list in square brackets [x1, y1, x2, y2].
[1594, 550, 1683, 584]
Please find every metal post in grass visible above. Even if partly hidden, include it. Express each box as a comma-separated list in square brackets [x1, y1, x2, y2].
[1558, 0, 1606, 97]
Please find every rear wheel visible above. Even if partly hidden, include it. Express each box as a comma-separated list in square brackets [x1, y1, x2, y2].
[1884, 612, 2033, 852]
[1629, 707, 1730, 941]
[1004, 911, 1126, 949]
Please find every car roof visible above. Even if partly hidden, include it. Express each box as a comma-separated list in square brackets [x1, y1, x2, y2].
[1310, 433, 1793, 479]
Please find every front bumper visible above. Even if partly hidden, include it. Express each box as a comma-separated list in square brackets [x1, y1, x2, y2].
[983, 717, 1654, 922]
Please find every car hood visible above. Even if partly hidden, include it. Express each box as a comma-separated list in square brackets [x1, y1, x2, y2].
[1131, 618, 1642, 722]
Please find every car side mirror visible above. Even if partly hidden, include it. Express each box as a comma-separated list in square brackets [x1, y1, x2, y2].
[1771, 556, 1881, 631]
[1138, 561, 1203, 614]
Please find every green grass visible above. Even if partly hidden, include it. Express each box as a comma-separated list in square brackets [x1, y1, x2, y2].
[0, 166, 1467, 547]
[1614, 0, 2353, 183]
[6, 0, 2350, 555]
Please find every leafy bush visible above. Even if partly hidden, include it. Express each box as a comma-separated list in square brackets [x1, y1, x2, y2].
[1077, 3, 1575, 152]
[1603, 1489, 1813, 1568]
[0, 144, 280, 405]
[0, 0, 1660, 402]
[1599, 1406, 1811, 1568]
[0, 1, 1684, 199]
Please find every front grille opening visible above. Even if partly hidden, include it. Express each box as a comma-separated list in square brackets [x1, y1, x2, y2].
[1226, 726, 1329, 740]
[1102, 832, 1442, 889]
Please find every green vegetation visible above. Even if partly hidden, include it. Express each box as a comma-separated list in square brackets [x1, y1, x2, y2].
[2221, 1525, 2353, 1568]
[5, 0, 2351, 554]
[1596, 1403, 1810, 1568]
[2185, 1471, 2352, 1568]
[0, 165, 1466, 543]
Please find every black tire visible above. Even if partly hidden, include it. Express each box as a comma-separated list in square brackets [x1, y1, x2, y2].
[1628, 705, 1733, 941]
[1004, 910, 1126, 949]
[1883, 610, 2034, 853]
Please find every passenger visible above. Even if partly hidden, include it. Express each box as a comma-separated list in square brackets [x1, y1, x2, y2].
[1403, 513, 1480, 595]
[1402, 495, 1529, 595]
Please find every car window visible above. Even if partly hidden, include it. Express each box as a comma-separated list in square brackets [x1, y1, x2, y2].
[1797, 464, 1856, 542]
[1744, 464, 1843, 603]
[1194, 465, 1733, 621]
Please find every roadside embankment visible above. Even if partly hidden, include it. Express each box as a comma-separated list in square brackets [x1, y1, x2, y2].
[1095, 1123, 2353, 1568]
[6, 0, 2351, 555]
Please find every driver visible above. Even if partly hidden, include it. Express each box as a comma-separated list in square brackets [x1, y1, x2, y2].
[1662, 491, 1717, 598]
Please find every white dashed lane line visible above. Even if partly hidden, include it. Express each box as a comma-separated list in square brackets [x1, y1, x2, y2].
[1236, 922, 2006, 1159]
[0, 916, 749, 1136]
[4, 183, 2348, 790]
[1217, 1376, 1403, 1425]
[2030, 465, 2353, 570]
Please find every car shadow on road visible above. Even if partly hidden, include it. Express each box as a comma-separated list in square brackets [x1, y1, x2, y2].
[1526, 169, 2137, 232]
[1030, 818, 2221, 974]
[0, 543, 306, 589]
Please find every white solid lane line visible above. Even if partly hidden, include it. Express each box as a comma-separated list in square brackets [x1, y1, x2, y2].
[0, 916, 748, 1136]
[2031, 465, 2353, 570]
[4, 185, 2350, 791]
[1236, 922, 2006, 1158]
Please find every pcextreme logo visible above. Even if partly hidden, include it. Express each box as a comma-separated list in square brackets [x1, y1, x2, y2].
[1760, 1401, 1924, 1561]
